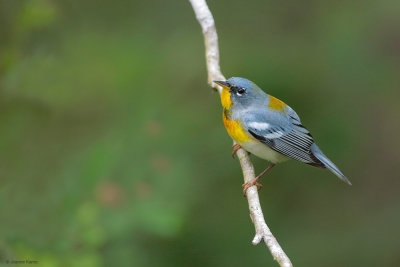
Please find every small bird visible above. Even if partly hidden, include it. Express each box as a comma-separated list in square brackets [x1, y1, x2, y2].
[214, 77, 351, 195]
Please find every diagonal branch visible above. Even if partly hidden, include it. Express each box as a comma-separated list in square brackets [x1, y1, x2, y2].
[188, 0, 293, 266]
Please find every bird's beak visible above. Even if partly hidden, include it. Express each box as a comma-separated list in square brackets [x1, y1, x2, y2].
[214, 80, 230, 88]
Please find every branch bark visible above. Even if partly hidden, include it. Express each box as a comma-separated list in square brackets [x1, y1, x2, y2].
[188, 1, 293, 266]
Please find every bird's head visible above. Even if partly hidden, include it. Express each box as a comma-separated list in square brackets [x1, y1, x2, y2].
[214, 77, 264, 109]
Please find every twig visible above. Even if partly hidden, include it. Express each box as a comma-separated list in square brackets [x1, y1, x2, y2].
[188, 0, 293, 266]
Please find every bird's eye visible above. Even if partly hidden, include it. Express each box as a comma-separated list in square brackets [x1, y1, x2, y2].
[236, 88, 246, 96]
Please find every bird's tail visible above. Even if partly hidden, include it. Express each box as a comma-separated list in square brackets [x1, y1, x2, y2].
[311, 144, 352, 185]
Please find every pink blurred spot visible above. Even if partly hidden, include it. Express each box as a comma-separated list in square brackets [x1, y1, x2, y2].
[145, 120, 163, 137]
[95, 181, 124, 207]
[150, 153, 171, 173]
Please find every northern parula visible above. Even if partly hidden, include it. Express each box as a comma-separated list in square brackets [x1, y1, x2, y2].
[214, 77, 351, 194]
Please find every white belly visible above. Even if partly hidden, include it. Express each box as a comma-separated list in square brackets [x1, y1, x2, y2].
[238, 139, 288, 164]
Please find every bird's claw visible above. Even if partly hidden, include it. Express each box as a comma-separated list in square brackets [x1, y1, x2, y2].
[232, 144, 242, 158]
[242, 179, 263, 196]
[232, 144, 250, 158]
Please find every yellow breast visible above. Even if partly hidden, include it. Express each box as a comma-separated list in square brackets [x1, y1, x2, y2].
[222, 110, 251, 143]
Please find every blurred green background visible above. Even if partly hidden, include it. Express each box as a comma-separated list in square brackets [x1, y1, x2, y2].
[0, 0, 399, 266]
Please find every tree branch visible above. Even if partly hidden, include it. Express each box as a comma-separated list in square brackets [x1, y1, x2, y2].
[188, 1, 293, 266]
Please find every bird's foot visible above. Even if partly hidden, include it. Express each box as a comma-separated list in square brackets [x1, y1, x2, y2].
[241, 163, 276, 196]
[242, 179, 263, 196]
[232, 144, 251, 158]
[232, 144, 242, 158]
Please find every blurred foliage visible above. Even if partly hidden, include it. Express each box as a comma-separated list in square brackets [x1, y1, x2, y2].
[0, 0, 399, 266]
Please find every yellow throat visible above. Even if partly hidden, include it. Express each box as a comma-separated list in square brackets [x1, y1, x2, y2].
[220, 88, 250, 143]
[220, 87, 232, 109]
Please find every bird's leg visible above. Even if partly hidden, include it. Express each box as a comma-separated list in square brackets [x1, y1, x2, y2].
[242, 163, 276, 196]
[232, 144, 251, 158]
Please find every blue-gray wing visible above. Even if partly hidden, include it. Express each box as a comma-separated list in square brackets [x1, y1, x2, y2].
[244, 108, 325, 167]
